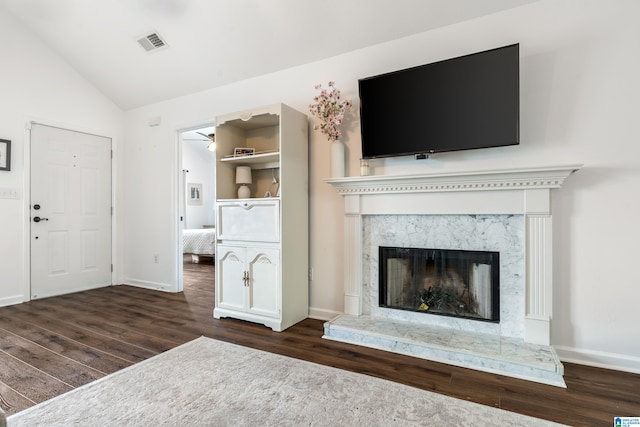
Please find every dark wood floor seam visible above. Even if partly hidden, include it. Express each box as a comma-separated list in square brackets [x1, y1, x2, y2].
[6, 305, 168, 356]
[0, 325, 115, 376]
[0, 347, 76, 391]
[0, 380, 36, 407]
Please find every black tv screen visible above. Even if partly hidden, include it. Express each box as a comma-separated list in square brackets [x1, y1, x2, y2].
[359, 44, 519, 159]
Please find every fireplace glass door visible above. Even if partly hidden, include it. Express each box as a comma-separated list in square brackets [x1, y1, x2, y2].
[379, 247, 500, 322]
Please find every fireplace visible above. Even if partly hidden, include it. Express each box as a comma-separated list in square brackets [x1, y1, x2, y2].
[323, 166, 581, 387]
[379, 247, 500, 322]
[325, 165, 582, 345]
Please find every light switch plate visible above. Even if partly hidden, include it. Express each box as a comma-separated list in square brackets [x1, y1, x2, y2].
[0, 187, 21, 199]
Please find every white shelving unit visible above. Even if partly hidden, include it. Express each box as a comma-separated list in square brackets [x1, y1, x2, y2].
[213, 103, 309, 331]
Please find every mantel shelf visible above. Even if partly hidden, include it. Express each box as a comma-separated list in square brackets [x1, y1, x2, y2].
[324, 164, 583, 195]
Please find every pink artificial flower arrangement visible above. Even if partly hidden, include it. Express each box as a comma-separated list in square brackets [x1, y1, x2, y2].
[309, 81, 353, 142]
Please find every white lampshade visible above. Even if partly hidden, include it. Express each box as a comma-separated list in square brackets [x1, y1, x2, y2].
[236, 166, 252, 198]
[235, 166, 252, 185]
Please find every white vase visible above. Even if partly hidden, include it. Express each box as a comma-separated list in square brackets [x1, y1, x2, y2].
[331, 140, 345, 178]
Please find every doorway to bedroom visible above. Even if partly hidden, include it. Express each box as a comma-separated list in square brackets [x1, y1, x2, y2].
[178, 125, 216, 292]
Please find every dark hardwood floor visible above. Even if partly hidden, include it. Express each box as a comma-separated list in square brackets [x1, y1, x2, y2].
[1, 257, 638, 425]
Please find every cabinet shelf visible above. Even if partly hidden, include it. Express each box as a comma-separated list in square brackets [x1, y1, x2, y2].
[217, 197, 280, 203]
[221, 151, 280, 169]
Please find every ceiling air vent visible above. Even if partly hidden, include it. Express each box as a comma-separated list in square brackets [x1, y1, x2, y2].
[137, 32, 168, 52]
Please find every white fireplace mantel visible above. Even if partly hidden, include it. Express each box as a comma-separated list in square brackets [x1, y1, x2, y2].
[325, 165, 580, 195]
[325, 164, 582, 346]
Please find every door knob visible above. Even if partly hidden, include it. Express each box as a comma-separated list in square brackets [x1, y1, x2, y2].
[33, 216, 49, 222]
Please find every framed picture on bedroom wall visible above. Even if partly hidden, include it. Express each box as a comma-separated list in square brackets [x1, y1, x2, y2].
[188, 183, 203, 205]
[0, 139, 10, 171]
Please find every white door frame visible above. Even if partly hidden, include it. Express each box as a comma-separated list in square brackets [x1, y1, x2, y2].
[23, 119, 117, 302]
[174, 120, 215, 293]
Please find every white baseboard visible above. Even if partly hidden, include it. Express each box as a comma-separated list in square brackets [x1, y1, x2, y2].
[121, 279, 174, 293]
[30, 283, 110, 301]
[0, 294, 25, 307]
[555, 345, 640, 375]
[308, 307, 342, 321]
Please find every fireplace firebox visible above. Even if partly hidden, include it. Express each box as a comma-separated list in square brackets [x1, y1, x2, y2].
[379, 247, 500, 322]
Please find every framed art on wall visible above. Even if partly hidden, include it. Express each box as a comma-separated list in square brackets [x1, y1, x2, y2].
[188, 183, 203, 205]
[0, 139, 10, 171]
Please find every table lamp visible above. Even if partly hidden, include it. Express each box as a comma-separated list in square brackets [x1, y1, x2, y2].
[235, 166, 252, 198]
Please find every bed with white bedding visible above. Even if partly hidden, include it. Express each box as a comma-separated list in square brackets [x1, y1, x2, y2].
[183, 228, 215, 262]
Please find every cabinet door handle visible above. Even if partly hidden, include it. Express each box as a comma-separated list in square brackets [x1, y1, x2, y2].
[242, 270, 249, 286]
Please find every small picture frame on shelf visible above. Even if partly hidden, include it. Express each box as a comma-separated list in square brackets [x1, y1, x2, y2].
[233, 147, 255, 157]
[0, 139, 11, 171]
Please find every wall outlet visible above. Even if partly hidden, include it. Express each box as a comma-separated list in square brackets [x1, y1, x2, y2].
[153, 254, 159, 263]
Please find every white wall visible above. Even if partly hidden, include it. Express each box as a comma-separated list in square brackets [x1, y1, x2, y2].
[0, 10, 123, 306]
[117, 0, 636, 372]
[183, 139, 216, 229]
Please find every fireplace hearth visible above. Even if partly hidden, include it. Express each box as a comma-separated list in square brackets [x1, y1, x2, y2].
[379, 247, 500, 322]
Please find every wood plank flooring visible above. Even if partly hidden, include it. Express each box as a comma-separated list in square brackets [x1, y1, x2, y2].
[1, 257, 638, 425]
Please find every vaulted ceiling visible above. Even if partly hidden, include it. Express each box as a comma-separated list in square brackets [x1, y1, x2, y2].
[0, 0, 536, 110]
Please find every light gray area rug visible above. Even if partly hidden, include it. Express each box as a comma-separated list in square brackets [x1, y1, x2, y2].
[8, 336, 564, 426]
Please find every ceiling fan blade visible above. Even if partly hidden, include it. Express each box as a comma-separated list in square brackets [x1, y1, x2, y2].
[196, 132, 214, 141]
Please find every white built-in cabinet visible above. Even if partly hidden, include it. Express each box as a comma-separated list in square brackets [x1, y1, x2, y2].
[217, 244, 280, 319]
[213, 103, 309, 332]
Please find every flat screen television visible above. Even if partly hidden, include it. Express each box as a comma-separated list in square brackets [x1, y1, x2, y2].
[359, 44, 519, 159]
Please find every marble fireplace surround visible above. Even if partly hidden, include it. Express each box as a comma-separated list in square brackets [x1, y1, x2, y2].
[324, 165, 581, 386]
[364, 215, 518, 334]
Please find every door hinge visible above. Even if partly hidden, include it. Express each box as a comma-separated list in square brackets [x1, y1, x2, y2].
[111, 206, 114, 216]
[111, 150, 113, 159]
[111, 264, 113, 272]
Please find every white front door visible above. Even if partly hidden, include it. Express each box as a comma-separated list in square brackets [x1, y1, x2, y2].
[30, 124, 112, 299]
